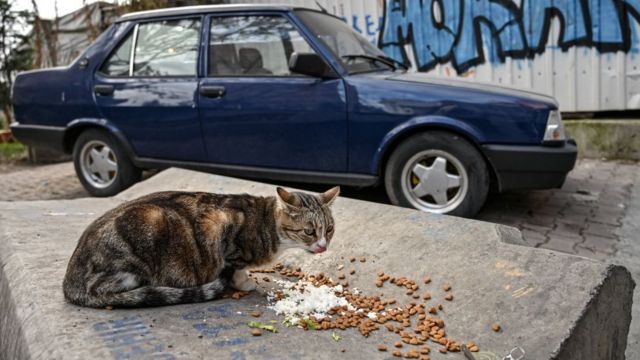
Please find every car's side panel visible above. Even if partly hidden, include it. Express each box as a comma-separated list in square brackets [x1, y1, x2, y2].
[93, 77, 206, 161]
[344, 75, 551, 174]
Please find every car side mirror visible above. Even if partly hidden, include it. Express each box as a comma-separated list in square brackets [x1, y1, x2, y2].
[289, 52, 337, 79]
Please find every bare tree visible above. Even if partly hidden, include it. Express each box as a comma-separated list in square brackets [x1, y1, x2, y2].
[0, 0, 33, 125]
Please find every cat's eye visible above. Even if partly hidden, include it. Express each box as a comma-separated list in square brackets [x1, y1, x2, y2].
[304, 228, 314, 235]
[326, 225, 334, 233]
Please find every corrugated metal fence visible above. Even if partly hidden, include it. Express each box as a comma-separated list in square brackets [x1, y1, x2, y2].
[231, 0, 640, 113]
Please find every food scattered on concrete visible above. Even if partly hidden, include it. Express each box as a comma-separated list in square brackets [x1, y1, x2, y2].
[248, 261, 486, 355]
[248, 321, 277, 333]
[250, 310, 261, 318]
[331, 331, 342, 342]
[492, 323, 501, 332]
[251, 329, 262, 336]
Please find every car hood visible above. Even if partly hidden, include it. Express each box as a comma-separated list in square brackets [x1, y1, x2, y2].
[385, 72, 558, 108]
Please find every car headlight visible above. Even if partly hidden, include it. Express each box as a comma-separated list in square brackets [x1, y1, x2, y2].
[543, 110, 566, 143]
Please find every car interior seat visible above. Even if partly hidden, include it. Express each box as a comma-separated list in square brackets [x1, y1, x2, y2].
[238, 48, 273, 75]
[210, 44, 241, 75]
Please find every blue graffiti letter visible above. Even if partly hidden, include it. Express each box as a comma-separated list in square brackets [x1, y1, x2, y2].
[522, 0, 589, 53]
[453, 0, 526, 73]
[379, 0, 462, 71]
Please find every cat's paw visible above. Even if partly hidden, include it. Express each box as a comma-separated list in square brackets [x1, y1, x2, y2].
[232, 279, 257, 292]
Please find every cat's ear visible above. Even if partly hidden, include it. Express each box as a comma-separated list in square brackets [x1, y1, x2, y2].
[276, 187, 301, 211]
[319, 186, 340, 206]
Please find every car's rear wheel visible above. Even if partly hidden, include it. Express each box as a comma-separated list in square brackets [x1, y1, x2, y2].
[73, 129, 141, 197]
[384, 131, 490, 217]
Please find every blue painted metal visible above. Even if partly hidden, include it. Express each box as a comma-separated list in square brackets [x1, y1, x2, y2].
[12, 6, 560, 180]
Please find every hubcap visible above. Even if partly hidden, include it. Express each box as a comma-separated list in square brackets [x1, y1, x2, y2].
[80, 140, 118, 189]
[400, 150, 468, 214]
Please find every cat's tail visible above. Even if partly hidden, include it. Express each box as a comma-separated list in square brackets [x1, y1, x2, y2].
[67, 279, 228, 308]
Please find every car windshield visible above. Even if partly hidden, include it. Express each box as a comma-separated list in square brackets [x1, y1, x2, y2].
[294, 10, 393, 74]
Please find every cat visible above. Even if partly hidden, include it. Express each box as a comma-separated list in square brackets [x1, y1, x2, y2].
[62, 186, 339, 308]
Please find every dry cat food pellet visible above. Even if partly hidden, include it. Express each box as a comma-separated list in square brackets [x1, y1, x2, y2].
[394, 341, 403, 348]
[443, 283, 451, 291]
[338, 272, 345, 280]
[423, 293, 431, 300]
[423, 277, 431, 284]
[360, 257, 366, 262]
[350, 269, 356, 275]
[438, 347, 447, 354]
[492, 323, 501, 332]
[349, 257, 356, 262]
[378, 344, 387, 352]
[251, 310, 261, 317]
[444, 294, 453, 301]
[251, 329, 262, 336]
[392, 350, 402, 357]
[419, 347, 430, 354]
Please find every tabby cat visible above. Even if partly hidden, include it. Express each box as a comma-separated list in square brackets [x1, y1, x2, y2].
[62, 186, 339, 308]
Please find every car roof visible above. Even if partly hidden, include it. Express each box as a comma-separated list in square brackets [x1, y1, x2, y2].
[116, 4, 313, 23]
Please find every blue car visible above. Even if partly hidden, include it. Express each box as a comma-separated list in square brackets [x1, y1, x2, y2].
[11, 4, 577, 217]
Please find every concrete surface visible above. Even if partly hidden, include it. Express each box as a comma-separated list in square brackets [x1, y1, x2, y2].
[565, 119, 640, 160]
[0, 168, 635, 359]
[612, 169, 640, 360]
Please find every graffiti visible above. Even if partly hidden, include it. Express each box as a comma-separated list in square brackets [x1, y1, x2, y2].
[379, 0, 640, 74]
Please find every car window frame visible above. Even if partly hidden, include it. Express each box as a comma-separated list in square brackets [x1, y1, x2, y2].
[203, 11, 337, 79]
[96, 15, 204, 80]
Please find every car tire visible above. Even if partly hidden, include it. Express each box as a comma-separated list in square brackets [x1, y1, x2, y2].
[73, 129, 141, 197]
[384, 131, 490, 217]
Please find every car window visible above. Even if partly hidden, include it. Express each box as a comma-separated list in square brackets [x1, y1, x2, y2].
[99, 29, 133, 77]
[295, 10, 390, 74]
[208, 15, 315, 77]
[133, 19, 200, 77]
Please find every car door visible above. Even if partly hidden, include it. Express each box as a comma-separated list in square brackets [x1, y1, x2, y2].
[93, 17, 206, 161]
[198, 13, 348, 172]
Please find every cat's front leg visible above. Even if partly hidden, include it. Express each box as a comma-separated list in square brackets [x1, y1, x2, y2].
[231, 269, 256, 292]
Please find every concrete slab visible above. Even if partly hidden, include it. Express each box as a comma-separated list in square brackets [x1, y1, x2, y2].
[0, 168, 635, 360]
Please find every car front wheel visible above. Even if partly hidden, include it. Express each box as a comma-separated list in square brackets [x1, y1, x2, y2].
[73, 129, 141, 197]
[384, 131, 490, 217]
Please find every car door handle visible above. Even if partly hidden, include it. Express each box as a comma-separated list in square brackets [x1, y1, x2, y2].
[94, 84, 114, 96]
[200, 85, 226, 98]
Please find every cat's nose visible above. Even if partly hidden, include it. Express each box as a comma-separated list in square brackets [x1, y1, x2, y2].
[314, 246, 327, 254]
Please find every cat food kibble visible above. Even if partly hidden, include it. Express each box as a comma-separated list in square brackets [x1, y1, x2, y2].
[250, 310, 261, 318]
[492, 323, 501, 332]
[250, 329, 262, 336]
[359, 257, 366, 262]
[252, 263, 484, 356]
[349, 257, 356, 262]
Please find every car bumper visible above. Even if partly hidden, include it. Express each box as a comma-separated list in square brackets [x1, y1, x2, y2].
[10, 123, 66, 153]
[482, 140, 578, 192]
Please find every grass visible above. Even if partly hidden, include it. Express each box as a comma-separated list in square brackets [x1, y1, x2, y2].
[0, 142, 27, 162]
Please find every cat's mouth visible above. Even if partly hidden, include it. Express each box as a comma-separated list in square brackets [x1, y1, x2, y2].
[309, 243, 327, 254]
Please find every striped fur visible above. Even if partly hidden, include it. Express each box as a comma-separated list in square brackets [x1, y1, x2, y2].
[62, 187, 339, 308]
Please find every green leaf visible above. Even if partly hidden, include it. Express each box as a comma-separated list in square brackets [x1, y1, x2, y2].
[303, 319, 318, 330]
[331, 331, 341, 342]
[248, 321, 278, 333]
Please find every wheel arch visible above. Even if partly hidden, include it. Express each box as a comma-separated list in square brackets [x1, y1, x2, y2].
[374, 117, 502, 192]
[63, 119, 137, 162]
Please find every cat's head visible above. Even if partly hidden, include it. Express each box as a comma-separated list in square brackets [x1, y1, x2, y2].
[275, 186, 340, 254]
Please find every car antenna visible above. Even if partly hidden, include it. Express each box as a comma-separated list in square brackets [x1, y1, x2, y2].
[315, 1, 329, 13]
